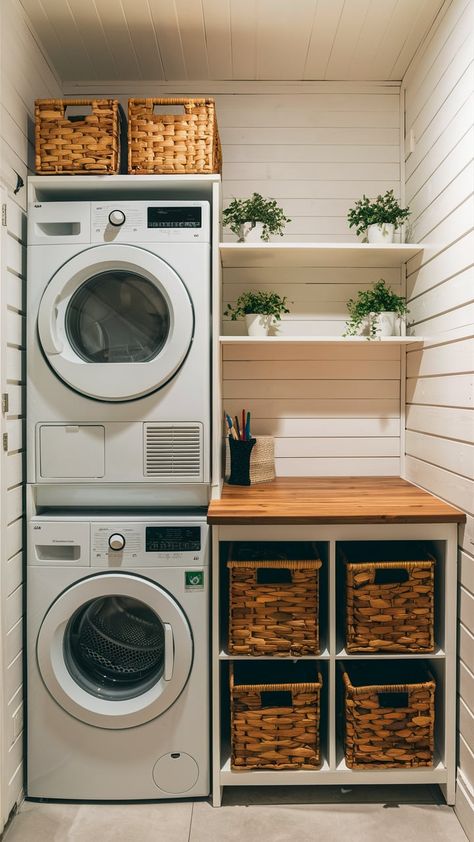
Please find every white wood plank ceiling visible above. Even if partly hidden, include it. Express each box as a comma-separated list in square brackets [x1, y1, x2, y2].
[20, 0, 446, 83]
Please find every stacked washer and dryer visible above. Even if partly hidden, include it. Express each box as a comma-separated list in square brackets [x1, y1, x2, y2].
[26, 198, 212, 800]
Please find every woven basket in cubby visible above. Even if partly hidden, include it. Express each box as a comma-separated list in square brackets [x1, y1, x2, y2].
[35, 99, 120, 174]
[342, 662, 435, 768]
[343, 549, 435, 653]
[230, 662, 323, 770]
[227, 542, 321, 656]
[128, 97, 221, 174]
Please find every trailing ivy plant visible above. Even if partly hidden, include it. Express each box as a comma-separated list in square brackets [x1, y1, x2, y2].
[224, 289, 290, 321]
[222, 193, 291, 241]
[344, 279, 409, 338]
[347, 189, 410, 238]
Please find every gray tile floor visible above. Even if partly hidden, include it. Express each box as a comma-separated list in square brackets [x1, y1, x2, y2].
[3, 786, 467, 842]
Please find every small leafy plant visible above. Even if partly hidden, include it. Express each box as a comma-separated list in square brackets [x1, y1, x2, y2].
[347, 189, 410, 238]
[222, 193, 291, 241]
[224, 289, 290, 321]
[344, 279, 409, 338]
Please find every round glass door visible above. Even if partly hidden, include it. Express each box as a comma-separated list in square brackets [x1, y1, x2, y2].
[64, 595, 166, 701]
[37, 245, 194, 402]
[37, 573, 193, 729]
[66, 272, 170, 364]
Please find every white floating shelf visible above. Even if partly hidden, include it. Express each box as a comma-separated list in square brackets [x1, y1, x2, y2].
[219, 335, 423, 344]
[28, 174, 221, 202]
[220, 242, 423, 269]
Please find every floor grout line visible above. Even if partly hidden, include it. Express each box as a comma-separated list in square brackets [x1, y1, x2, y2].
[187, 800, 195, 842]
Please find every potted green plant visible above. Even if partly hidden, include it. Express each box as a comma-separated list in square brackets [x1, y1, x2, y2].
[222, 193, 291, 242]
[344, 279, 409, 338]
[347, 189, 410, 243]
[224, 289, 290, 336]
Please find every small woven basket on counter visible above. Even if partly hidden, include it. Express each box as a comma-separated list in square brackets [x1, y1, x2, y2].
[342, 547, 435, 653]
[341, 661, 435, 769]
[225, 435, 275, 485]
[35, 99, 120, 174]
[227, 541, 321, 656]
[128, 97, 222, 174]
[230, 662, 323, 771]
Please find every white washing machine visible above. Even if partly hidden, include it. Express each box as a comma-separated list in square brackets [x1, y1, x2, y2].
[27, 201, 211, 502]
[27, 511, 209, 800]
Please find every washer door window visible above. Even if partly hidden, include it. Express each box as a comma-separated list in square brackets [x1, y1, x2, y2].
[37, 574, 193, 729]
[37, 245, 194, 401]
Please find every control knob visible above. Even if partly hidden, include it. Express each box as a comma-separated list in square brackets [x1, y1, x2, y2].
[108, 209, 126, 227]
[108, 533, 126, 551]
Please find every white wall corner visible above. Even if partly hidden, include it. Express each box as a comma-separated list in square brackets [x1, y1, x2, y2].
[456, 768, 474, 842]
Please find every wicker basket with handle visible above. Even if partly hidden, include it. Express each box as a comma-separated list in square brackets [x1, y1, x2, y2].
[227, 542, 321, 656]
[128, 97, 222, 174]
[342, 661, 435, 768]
[343, 547, 435, 653]
[231, 662, 323, 770]
[35, 99, 120, 174]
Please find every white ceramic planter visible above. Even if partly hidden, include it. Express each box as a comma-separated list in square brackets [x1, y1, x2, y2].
[237, 221, 265, 242]
[367, 223, 395, 243]
[245, 313, 273, 336]
[370, 311, 400, 337]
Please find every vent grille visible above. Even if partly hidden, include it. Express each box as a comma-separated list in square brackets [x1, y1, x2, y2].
[144, 423, 203, 481]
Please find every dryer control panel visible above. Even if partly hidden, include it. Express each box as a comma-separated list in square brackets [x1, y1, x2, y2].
[91, 201, 210, 243]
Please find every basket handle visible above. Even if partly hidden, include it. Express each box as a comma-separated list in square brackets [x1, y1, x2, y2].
[256, 568, 293, 585]
[260, 690, 293, 707]
[377, 691, 409, 708]
[149, 97, 210, 113]
[374, 568, 410, 585]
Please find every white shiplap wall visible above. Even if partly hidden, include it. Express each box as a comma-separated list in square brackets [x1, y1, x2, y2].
[217, 86, 403, 476]
[403, 0, 474, 837]
[0, 0, 61, 827]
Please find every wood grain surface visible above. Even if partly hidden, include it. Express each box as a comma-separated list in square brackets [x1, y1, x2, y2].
[207, 476, 466, 524]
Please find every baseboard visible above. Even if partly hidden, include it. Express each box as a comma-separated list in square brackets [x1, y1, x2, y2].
[456, 769, 474, 842]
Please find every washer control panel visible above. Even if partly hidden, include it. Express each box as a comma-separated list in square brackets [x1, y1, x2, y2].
[90, 522, 208, 568]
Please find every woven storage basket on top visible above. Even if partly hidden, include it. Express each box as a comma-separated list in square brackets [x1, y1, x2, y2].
[343, 548, 435, 653]
[227, 542, 321, 656]
[342, 661, 435, 769]
[231, 662, 323, 770]
[35, 99, 119, 174]
[128, 98, 221, 174]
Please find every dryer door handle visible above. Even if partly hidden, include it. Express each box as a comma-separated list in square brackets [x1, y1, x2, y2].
[40, 304, 63, 355]
[164, 623, 174, 681]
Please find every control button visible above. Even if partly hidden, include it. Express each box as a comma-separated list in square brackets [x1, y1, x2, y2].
[108, 533, 126, 551]
[108, 209, 126, 226]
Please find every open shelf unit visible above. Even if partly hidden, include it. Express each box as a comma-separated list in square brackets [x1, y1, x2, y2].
[211, 522, 458, 807]
[219, 336, 422, 344]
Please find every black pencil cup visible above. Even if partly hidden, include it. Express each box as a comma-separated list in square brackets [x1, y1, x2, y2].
[228, 437, 256, 485]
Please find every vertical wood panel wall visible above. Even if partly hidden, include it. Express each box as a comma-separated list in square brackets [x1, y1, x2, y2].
[403, 0, 474, 836]
[0, 0, 61, 825]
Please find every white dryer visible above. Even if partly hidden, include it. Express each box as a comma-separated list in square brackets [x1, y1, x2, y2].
[27, 511, 209, 800]
[27, 201, 211, 502]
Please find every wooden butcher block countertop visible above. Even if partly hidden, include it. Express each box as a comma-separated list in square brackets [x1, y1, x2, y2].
[207, 477, 465, 525]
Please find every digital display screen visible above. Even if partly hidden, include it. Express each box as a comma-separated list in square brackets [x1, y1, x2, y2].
[146, 526, 201, 552]
[147, 207, 202, 229]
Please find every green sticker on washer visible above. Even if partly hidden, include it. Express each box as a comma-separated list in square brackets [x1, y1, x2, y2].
[185, 570, 204, 589]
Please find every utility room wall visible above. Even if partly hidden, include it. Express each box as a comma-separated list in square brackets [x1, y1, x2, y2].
[0, 0, 61, 827]
[402, 0, 474, 836]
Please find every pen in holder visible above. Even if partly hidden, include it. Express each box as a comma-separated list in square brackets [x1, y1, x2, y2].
[228, 436, 256, 486]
